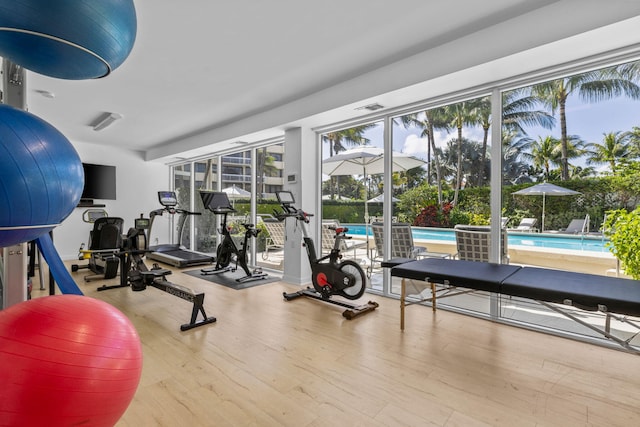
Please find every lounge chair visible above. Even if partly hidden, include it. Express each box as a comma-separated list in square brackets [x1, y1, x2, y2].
[501, 217, 510, 228]
[454, 224, 509, 264]
[261, 219, 285, 260]
[369, 222, 432, 276]
[508, 217, 538, 232]
[555, 215, 589, 234]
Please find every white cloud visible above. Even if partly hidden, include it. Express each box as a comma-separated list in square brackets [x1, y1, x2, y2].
[402, 134, 428, 157]
[401, 130, 452, 158]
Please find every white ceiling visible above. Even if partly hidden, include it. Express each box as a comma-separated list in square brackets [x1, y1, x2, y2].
[23, 1, 640, 163]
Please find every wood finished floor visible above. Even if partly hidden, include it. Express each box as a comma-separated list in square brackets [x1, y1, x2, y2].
[35, 263, 640, 426]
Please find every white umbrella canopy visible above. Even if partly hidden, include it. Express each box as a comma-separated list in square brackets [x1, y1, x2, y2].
[324, 146, 425, 255]
[222, 185, 251, 198]
[323, 145, 425, 221]
[512, 182, 581, 231]
[322, 194, 352, 201]
[323, 146, 426, 176]
[367, 194, 399, 203]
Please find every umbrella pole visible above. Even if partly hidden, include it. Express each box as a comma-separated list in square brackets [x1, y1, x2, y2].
[541, 193, 546, 232]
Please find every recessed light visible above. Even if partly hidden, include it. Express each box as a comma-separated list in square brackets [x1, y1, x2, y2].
[91, 112, 123, 131]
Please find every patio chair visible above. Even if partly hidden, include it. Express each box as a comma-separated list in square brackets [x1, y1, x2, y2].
[261, 219, 285, 259]
[508, 217, 538, 232]
[369, 222, 430, 276]
[454, 224, 509, 264]
[501, 217, 510, 228]
[321, 220, 366, 258]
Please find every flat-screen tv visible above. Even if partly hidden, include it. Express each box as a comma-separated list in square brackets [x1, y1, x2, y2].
[80, 163, 116, 202]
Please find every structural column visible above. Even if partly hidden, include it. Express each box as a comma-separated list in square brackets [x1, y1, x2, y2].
[281, 127, 317, 285]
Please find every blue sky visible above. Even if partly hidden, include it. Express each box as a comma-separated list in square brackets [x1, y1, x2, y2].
[395, 95, 640, 162]
[320, 93, 640, 178]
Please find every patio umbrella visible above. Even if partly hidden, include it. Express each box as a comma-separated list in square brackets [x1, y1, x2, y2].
[512, 182, 581, 232]
[323, 146, 426, 253]
[222, 185, 250, 198]
[367, 194, 399, 204]
[222, 185, 250, 207]
[323, 146, 424, 220]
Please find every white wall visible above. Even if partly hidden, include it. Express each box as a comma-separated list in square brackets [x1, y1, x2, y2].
[55, 141, 171, 260]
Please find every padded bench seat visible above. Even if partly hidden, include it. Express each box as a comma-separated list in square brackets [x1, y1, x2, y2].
[391, 258, 521, 293]
[386, 258, 640, 353]
[501, 267, 640, 317]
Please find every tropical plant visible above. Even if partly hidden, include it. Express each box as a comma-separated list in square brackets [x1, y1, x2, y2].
[609, 160, 640, 209]
[585, 131, 632, 174]
[604, 208, 640, 279]
[256, 146, 278, 200]
[441, 100, 482, 205]
[398, 109, 449, 205]
[439, 137, 488, 188]
[502, 131, 533, 184]
[531, 64, 640, 180]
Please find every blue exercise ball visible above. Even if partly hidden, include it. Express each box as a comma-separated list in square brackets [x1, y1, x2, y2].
[0, 105, 84, 246]
[0, 0, 137, 79]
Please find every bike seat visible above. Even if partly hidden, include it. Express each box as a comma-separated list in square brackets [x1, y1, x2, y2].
[242, 223, 255, 229]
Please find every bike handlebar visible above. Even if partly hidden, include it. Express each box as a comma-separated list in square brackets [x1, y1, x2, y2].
[273, 207, 313, 223]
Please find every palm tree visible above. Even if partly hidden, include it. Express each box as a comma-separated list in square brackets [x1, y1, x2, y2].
[521, 136, 563, 180]
[502, 131, 533, 184]
[398, 109, 449, 205]
[522, 135, 586, 180]
[256, 147, 278, 200]
[321, 125, 374, 199]
[531, 64, 640, 180]
[585, 131, 632, 174]
[440, 100, 483, 205]
[625, 126, 640, 157]
[469, 89, 555, 187]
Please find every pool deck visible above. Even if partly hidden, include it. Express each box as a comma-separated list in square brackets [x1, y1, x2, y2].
[257, 235, 624, 278]
[412, 238, 621, 277]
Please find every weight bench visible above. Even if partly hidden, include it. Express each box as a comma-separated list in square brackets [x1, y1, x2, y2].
[384, 258, 640, 353]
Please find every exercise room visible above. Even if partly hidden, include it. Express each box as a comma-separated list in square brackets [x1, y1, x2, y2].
[2, 2, 640, 426]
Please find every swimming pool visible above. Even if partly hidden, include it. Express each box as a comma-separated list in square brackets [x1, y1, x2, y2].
[344, 225, 609, 253]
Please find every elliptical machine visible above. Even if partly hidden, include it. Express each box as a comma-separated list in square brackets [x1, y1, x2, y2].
[274, 190, 378, 319]
[199, 191, 268, 283]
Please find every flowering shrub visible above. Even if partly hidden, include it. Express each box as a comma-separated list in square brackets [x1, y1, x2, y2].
[413, 203, 453, 227]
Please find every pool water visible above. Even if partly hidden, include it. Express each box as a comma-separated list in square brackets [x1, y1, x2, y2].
[344, 225, 609, 253]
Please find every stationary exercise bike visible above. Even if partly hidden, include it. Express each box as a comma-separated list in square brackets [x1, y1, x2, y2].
[274, 190, 378, 319]
[199, 191, 268, 283]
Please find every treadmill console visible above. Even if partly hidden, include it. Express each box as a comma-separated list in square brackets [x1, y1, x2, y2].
[158, 191, 178, 207]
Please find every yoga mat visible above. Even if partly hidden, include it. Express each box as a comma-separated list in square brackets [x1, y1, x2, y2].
[183, 268, 280, 290]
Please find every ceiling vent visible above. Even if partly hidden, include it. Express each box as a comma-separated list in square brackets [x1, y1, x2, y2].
[356, 103, 384, 112]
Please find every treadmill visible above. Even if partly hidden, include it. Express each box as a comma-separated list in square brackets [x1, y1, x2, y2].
[146, 191, 214, 268]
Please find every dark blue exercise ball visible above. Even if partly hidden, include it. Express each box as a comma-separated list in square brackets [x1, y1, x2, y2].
[0, 0, 137, 79]
[0, 105, 84, 246]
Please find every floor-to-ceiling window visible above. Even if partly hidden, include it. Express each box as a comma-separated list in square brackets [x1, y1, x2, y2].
[496, 59, 640, 345]
[169, 55, 640, 352]
[388, 94, 494, 316]
[320, 121, 384, 270]
[171, 141, 286, 272]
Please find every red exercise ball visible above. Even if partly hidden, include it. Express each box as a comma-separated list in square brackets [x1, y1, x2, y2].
[0, 295, 143, 427]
